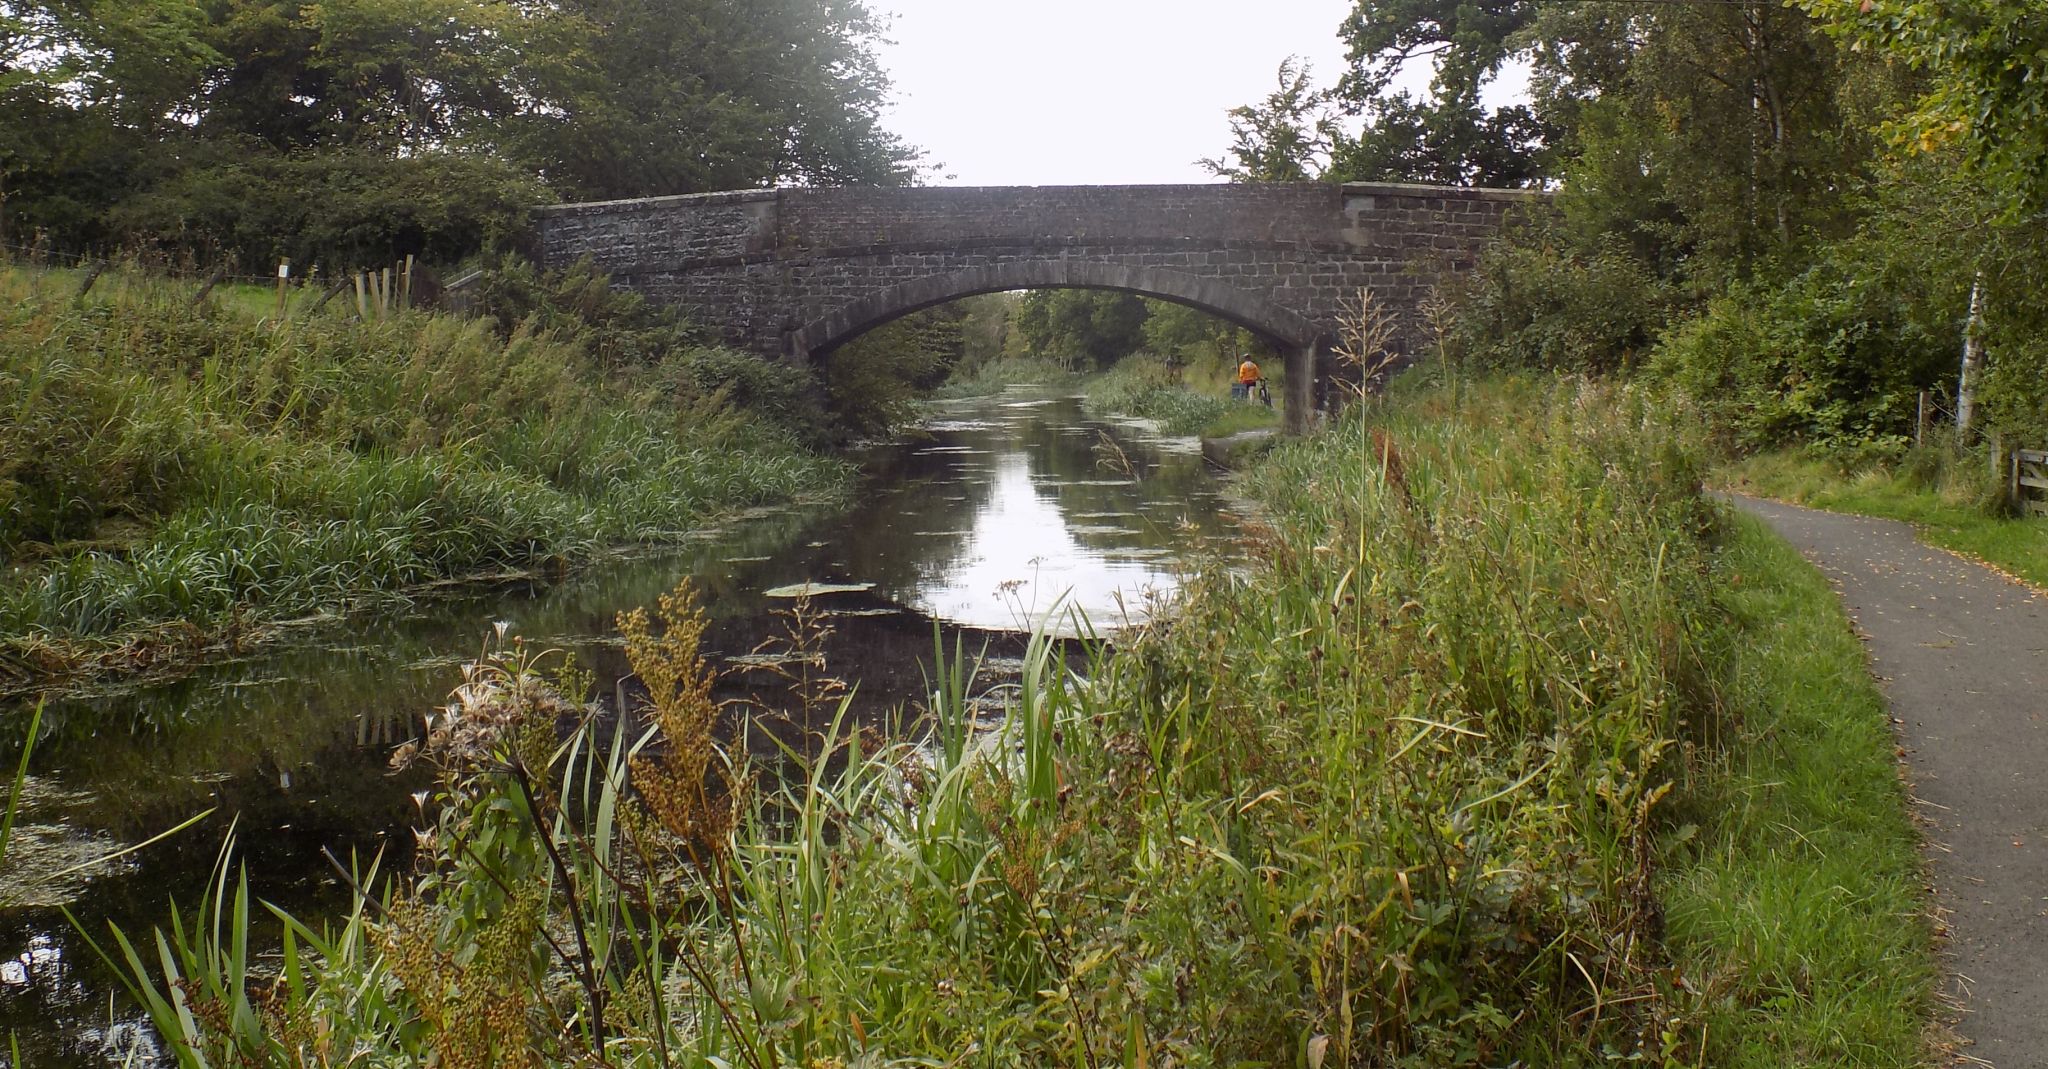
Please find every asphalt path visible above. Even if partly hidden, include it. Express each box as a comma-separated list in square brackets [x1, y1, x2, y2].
[1730, 495, 2047, 1068]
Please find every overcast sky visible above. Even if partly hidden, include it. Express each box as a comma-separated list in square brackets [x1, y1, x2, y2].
[871, 1, 1362, 187]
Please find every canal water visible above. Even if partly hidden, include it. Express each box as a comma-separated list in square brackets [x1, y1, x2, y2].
[0, 390, 1244, 1066]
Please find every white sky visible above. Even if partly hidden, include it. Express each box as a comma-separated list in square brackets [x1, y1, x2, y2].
[872, 1, 1362, 187]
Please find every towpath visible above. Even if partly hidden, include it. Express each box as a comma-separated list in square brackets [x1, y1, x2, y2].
[1730, 495, 2047, 1068]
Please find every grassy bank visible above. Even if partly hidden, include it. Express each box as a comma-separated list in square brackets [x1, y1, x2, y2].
[1657, 509, 1937, 1065]
[101, 377, 1935, 1066]
[1720, 446, 2048, 588]
[1083, 354, 1280, 437]
[929, 357, 1083, 400]
[0, 265, 847, 693]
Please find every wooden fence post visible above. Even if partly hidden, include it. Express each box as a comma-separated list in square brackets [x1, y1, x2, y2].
[1990, 430, 2005, 502]
[1916, 390, 1928, 448]
[74, 259, 108, 299]
[401, 254, 414, 309]
[190, 265, 228, 306]
[313, 277, 350, 312]
[274, 259, 291, 321]
[353, 272, 368, 319]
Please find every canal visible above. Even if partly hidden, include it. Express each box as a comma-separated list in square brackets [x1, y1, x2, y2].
[0, 390, 1245, 1066]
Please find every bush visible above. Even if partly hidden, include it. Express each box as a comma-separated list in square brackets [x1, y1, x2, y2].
[823, 308, 965, 438]
[1085, 356, 1255, 435]
[106, 146, 548, 274]
[1447, 230, 1675, 375]
[1650, 260, 1953, 450]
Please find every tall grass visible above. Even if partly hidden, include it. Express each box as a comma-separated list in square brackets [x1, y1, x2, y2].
[930, 356, 1083, 399]
[1085, 355, 1277, 437]
[98, 377, 1888, 1067]
[0, 264, 847, 689]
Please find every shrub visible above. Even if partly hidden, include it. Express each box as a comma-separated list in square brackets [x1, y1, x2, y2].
[1650, 260, 1953, 450]
[106, 147, 547, 274]
[1447, 232, 1675, 375]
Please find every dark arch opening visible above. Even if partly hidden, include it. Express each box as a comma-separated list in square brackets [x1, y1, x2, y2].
[788, 260, 1319, 362]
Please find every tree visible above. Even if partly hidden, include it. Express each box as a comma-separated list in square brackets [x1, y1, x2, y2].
[1203, 59, 1336, 182]
[1013, 290, 1151, 370]
[0, 0, 923, 267]
[1330, 0, 1552, 186]
[501, 0, 921, 200]
[1801, 0, 2048, 216]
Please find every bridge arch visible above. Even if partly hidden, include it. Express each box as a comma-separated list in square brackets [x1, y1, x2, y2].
[537, 182, 1541, 433]
[788, 259, 1321, 362]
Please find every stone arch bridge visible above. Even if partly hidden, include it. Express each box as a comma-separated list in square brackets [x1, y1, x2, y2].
[536, 182, 1535, 433]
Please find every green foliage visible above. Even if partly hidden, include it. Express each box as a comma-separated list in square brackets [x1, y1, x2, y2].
[824, 305, 968, 438]
[1330, 0, 1551, 185]
[1803, 0, 2048, 215]
[930, 356, 1081, 400]
[109, 379, 1807, 1066]
[0, 0, 921, 267]
[504, 0, 921, 201]
[106, 147, 547, 273]
[1337, 0, 2048, 466]
[1084, 356, 1263, 436]
[1013, 289, 1151, 371]
[1202, 58, 1338, 182]
[1647, 152, 2048, 451]
[0, 263, 845, 688]
[1650, 260, 1952, 450]
[1138, 300, 1260, 367]
[82, 379, 1943, 1065]
[1444, 224, 1671, 375]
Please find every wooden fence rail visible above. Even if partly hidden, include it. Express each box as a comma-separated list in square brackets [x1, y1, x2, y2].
[2013, 449, 2048, 517]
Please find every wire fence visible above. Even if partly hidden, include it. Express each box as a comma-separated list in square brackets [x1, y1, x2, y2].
[0, 240, 471, 322]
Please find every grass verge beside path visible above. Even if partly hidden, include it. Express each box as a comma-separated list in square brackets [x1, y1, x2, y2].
[1661, 509, 1938, 1066]
[1721, 449, 2048, 588]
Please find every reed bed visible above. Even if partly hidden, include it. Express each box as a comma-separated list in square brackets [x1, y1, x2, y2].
[89, 376, 1929, 1068]
[1084, 355, 1275, 437]
[0, 265, 847, 690]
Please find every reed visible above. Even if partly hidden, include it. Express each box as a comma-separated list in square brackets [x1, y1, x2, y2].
[89, 376, 1931, 1067]
[0, 264, 848, 691]
[1083, 356, 1251, 436]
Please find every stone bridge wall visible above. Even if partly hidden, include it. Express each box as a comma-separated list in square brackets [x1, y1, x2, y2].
[536, 181, 1538, 430]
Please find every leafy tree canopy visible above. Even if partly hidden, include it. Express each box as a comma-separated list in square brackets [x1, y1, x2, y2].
[0, 0, 922, 267]
[1801, 0, 2048, 216]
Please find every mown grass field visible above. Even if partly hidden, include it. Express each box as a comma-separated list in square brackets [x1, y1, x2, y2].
[94, 377, 1936, 1067]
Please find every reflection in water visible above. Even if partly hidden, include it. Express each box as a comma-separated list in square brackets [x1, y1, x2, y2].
[0, 390, 1237, 1067]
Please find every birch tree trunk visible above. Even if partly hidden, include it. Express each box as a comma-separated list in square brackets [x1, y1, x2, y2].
[1957, 274, 1985, 443]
